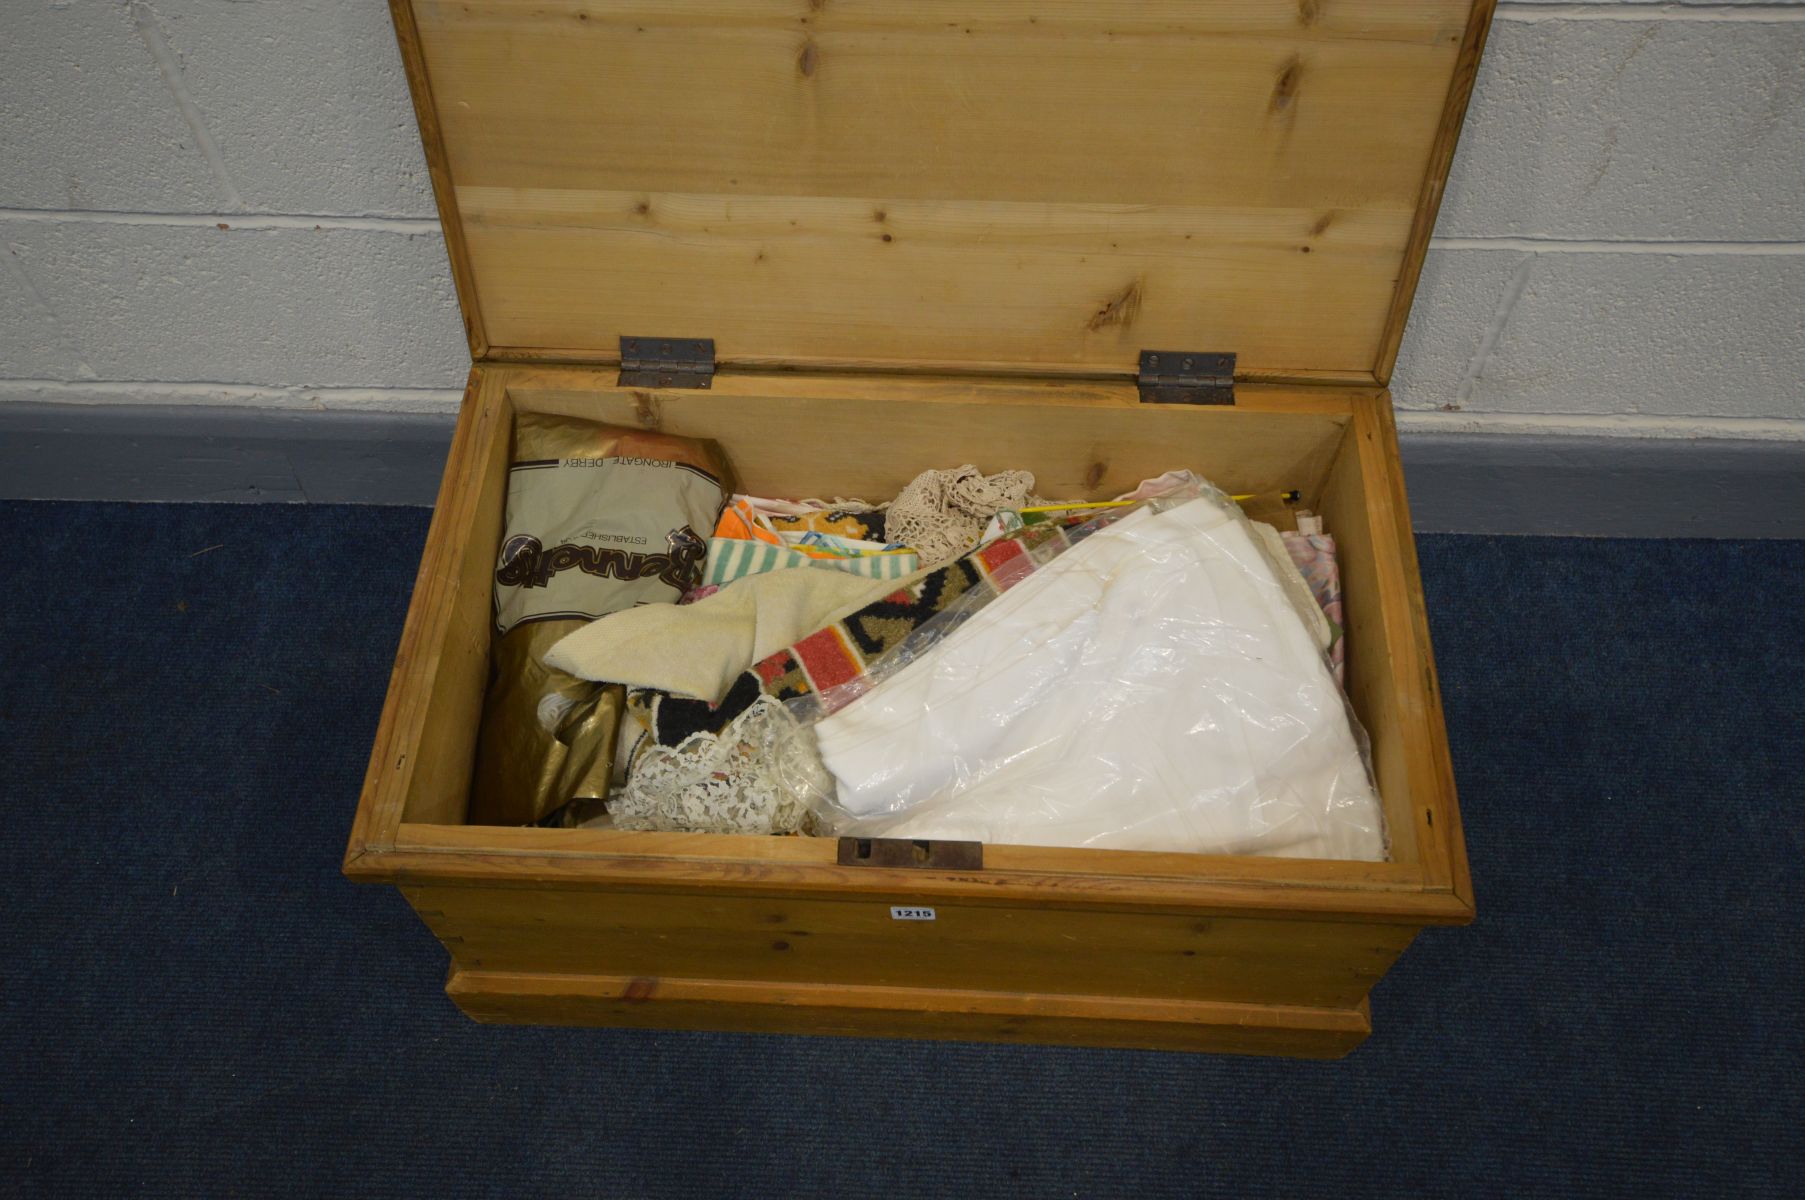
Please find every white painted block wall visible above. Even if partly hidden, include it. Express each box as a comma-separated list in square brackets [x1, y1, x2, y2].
[1397, 0, 1805, 439]
[2, 1, 1802, 439]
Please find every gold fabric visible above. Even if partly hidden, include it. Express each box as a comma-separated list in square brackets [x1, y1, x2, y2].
[466, 414, 732, 826]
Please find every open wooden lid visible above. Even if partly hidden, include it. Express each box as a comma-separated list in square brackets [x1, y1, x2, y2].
[396, 0, 1494, 385]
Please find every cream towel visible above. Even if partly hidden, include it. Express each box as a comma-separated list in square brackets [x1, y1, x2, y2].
[544, 566, 926, 704]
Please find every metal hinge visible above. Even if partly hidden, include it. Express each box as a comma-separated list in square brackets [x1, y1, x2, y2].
[618, 336, 715, 389]
[1137, 350, 1236, 406]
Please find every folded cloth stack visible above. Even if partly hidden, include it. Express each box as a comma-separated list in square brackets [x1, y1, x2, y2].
[707, 496, 919, 586]
[704, 465, 1047, 593]
[546, 509, 1115, 832]
[806, 495, 1384, 860]
[541, 468, 1370, 857]
[716, 495, 888, 542]
[546, 564, 925, 722]
[703, 538, 919, 587]
[628, 512, 1106, 757]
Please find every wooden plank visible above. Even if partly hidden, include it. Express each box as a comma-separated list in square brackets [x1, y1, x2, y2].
[488, 346, 1381, 388]
[396, 383, 512, 826]
[419, 1, 1465, 206]
[1332, 395, 1467, 905]
[400, 0, 1482, 377]
[427, 1, 1464, 43]
[503, 362, 1363, 411]
[387, 0, 488, 358]
[344, 367, 506, 863]
[378, 824, 1472, 924]
[393, 823, 1423, 901]
[1364, 394, 1473, 905]
[1374, 0, 1498, 384]
[1317, 411, 1419, 868]
[394, 820, 1417, 891]
[507, 369, 1352, 505]
[461, 188, 1405, 376]
[407, 882, 1415, 1007]
[445, 967, 1374, 1057]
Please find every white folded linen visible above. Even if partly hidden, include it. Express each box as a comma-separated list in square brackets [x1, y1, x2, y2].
[810, 498, 1385, 860]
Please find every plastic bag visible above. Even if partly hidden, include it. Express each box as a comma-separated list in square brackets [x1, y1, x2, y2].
[775, 479, 1387, 860]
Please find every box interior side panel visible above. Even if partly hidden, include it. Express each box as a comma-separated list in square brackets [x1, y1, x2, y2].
[508, 372, 1351, 510]
[1316, 419, 1418, 867]
[1349, 398, 1463, 891]
[398, 387, 513, 826]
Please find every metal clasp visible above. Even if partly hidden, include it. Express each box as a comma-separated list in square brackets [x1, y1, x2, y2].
[837, 837, 984, 870]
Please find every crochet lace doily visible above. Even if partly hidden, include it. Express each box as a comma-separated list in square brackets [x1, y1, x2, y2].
[608, 695, 829, 835]
[886, 465, 1039, 567]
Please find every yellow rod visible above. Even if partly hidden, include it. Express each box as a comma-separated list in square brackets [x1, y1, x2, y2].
[1019, 491, 1295, 514]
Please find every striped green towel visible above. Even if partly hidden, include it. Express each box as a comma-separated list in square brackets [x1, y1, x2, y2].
[704, 538, 920, 588]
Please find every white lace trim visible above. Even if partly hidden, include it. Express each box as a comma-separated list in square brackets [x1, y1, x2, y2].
[607, 695, 822, 835]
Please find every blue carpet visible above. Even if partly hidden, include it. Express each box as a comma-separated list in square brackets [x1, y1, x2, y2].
[1, 499, 1799, 1198]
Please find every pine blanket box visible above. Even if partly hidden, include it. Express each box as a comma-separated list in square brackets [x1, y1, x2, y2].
[345, 0, 1492, 1057]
